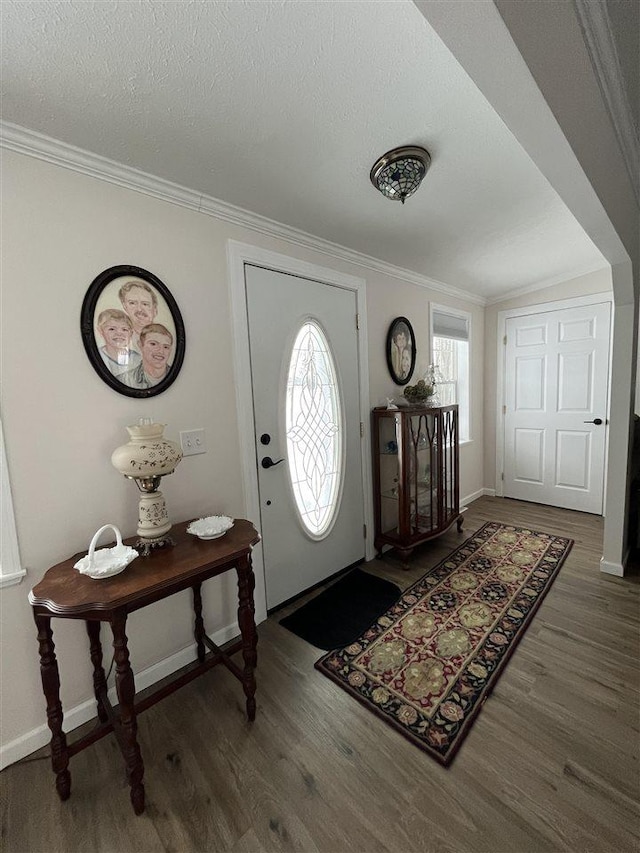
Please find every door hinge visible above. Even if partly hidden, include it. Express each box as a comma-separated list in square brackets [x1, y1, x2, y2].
[503, 335, 507, 346]
[360, 422, 364, 438]
[363, 524, 367, 539]
[356, 313, 360, 331]
[501, 472, 504, 481]
[502, 405, 506, 415]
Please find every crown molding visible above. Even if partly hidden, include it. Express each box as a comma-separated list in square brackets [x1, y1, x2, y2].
[0, 121, 486, 306]
[1, 121, 204, 211]
[574, 0, 640, 206]
[485, 263, 611, 306]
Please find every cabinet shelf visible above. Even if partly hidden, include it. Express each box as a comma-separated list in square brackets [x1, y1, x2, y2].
[372, 405, 462, 563]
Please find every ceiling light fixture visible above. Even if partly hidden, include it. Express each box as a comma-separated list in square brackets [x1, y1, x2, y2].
[370, 145, 431, 204]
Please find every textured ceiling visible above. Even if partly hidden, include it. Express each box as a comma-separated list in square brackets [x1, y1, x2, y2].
[1, 0, 606, 299]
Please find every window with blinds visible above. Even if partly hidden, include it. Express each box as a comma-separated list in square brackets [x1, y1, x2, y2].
[431, 306, 471, 441]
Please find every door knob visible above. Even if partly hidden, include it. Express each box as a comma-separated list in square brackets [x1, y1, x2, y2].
[261, 456, 284, 469]
[583, 418, 603, 425]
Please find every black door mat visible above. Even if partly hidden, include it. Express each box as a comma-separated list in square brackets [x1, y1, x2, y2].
[279, 568, 401, 650]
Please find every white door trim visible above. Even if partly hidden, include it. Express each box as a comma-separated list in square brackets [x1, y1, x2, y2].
[496, 291, 613, 502]
[227, 240, 373, 623]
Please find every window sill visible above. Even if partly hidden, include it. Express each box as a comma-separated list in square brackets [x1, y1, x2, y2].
[0, 568, 27, 589]
[459, 439, 473, 448]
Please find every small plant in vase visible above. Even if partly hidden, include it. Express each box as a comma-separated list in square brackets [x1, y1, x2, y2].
[403, 379, 434, 405]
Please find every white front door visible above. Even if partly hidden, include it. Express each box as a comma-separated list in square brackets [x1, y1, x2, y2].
[503, 301, 611, 513]
[245, 264, 365, 608]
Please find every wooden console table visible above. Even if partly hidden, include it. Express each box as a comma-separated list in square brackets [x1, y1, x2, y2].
[28, 519, 260, 815]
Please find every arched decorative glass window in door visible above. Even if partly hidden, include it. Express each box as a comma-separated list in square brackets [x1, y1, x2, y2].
[285, 320, 343, 538]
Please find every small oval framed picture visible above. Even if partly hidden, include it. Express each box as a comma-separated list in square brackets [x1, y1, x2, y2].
[386, 316, 416, 385]
[80, 265, 185, 398]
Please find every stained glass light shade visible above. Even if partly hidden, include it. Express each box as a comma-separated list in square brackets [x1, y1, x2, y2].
[370, 146, 431, 204]
[285, 320, 343, 538]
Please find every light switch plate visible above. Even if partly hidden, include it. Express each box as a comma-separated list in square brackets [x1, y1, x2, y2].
[180, 429, 206, 456]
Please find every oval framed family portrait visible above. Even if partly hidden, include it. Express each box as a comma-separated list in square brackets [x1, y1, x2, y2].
[80, 265, 185, 398]
[386, 316, 416, 385]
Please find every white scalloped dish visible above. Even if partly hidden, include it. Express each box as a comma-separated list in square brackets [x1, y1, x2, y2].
[187, 515, 234, 540]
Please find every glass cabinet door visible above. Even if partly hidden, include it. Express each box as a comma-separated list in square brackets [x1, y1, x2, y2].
[441, 406, 458, 527]
[377, 413, 400, 537]
[406, 411, 438, 534]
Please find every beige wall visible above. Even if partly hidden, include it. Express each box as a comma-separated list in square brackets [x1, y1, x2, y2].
[1, 150, 484, 757]
[365, 273, 484, 465]
[483, 268, 613, 492]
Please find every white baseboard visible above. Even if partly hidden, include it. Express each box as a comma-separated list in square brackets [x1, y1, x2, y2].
[461, 488, 495, 506]
[0, 619, 240, 770]
[461, 489, 483, 505]
[600, 555, 626, 577]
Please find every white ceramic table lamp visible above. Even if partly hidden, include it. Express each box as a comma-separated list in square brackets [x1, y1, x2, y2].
[111, 419, 183, 554]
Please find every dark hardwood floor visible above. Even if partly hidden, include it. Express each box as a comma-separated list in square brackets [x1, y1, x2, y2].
[2, 497, 638, 853]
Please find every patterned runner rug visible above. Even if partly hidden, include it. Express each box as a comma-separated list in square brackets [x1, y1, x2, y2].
[315, 521, 573, 765]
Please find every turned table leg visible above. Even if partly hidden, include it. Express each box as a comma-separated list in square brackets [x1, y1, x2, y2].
[192, 582, 206, 664]
[236, 553, 258, 721]
[34, 613, 71, 801]
[111, 612, 145, 815]
[86, 620, 108, 723]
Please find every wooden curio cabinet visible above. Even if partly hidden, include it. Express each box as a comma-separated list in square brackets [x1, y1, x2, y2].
[372, 405, 463, 562]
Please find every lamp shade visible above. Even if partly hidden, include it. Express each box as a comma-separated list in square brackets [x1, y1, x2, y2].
[111, 421, 182, 479]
